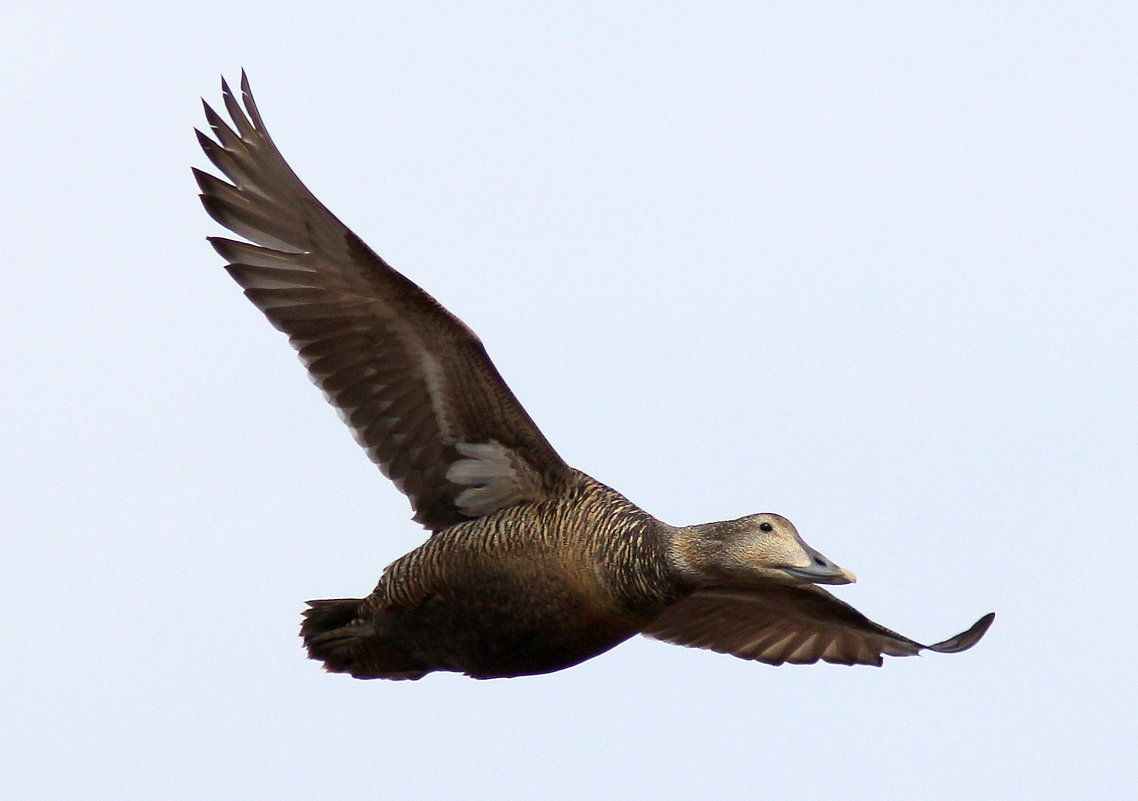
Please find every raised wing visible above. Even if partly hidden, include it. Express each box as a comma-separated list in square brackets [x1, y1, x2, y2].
[644, 584, 994, 667]
[194, 73, 574, 531]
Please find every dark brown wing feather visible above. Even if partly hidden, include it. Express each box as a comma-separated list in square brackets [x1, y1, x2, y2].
[644, 584, 994, 666]
[195, 73, 573, 530]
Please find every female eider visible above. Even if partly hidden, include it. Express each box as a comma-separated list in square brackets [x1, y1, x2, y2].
[195, 74, 993, 680]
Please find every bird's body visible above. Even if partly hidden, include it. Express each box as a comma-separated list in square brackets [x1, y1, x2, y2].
[196, 74, 993, 680]
[314, 472, 679, 679]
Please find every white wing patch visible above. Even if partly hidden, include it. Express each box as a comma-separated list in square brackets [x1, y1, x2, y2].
[447, 441, 543, 517]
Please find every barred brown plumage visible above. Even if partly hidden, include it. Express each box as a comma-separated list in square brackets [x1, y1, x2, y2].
[196, 73, 993, 680]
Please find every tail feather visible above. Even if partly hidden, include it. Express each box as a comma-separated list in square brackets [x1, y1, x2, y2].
[300, 598, 429, 680]
[301, 598, 362, 640]
[301, 598, 368, 673]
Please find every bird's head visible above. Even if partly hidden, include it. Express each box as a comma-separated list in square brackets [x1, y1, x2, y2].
[672, 513, 856, 587]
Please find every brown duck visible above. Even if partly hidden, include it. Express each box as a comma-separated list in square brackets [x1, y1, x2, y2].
[195, 74, 994, 680]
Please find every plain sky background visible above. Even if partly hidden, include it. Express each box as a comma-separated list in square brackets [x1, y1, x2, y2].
[4, 3, 1135, 799]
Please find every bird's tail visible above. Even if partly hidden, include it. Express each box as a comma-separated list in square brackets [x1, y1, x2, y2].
[300, 598, 428, 680]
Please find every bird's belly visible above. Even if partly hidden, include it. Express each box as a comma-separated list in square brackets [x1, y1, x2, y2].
[376, 570, 642, 679]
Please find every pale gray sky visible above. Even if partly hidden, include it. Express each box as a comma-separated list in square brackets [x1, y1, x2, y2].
[4, 3, 1135, 799]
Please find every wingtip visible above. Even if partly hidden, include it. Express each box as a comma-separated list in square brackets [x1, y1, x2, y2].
[926, 611, 995, 654]
[204, 235, 228, 256]
[190, 165, 210, 187]
[191, 165, 229, 195]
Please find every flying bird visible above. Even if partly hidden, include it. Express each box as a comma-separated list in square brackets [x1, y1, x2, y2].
[194, 73, 994, 680]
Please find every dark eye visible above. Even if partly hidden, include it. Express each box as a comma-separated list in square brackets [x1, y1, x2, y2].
[759, 522, 773, 532]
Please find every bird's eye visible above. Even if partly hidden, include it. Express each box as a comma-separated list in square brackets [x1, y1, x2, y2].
[759, 522, 773, 532]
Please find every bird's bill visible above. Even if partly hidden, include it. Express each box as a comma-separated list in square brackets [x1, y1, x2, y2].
[781, 543, 857, 585]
